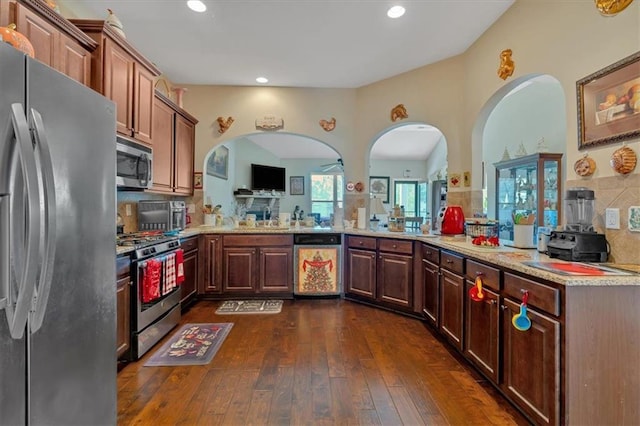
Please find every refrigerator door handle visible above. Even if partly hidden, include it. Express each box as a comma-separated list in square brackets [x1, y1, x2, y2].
[0, 195, 7, 311]
[28, 108, 57, 333]
[0, 103, 41, 339]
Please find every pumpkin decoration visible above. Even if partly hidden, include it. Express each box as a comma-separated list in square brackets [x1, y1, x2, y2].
[0, 24, 34, 58]
[610, 145, 637, 175]
[574, 154, 596, 177]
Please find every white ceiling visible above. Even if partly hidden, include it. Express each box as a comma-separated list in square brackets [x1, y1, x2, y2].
[60, 0, 514, 89]
[59, 0, 513, 160]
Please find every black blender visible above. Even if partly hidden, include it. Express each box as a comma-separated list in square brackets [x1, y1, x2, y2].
[547, 188, 609, 262]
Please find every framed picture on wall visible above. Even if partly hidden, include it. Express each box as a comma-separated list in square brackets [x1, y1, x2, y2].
[290, 176, 304, 195]
[369, 176, 390, 203]
[577, 51, 640, 149]
[193, 172, 203, 189]
[206, 145, 229, 179]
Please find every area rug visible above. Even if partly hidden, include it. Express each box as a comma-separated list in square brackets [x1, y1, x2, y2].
[215, 299, 283, 315]
[144, 323, 233, 367]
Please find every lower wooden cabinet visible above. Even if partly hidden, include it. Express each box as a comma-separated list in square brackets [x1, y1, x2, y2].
[501, 297, 560, 426]
[421, 244, 440, 327]
[439, 268, 464, 351]
[116, 256, 131, 359]
[201, 235, 222, 294]
[180, 236, 199, 308]
[377, 252, 412, 308]
[464, 279, 500, 383]
[221, 234, 293, 295]
[346, 247, 376, 298]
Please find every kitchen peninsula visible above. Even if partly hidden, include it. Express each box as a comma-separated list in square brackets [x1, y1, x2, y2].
[120, 226, 638, 426]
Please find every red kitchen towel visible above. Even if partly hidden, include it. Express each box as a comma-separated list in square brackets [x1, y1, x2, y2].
[165, 253, 176, 294]
[142, 259, 161, 303]
[176, 249, 185, 284]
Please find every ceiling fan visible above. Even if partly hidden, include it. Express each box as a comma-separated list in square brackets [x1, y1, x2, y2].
[320, 158, 344, 172]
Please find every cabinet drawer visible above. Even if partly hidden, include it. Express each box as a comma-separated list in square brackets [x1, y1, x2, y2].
[466, 259, 500, 291]
[180, 236, 198, 252]
[440, 251, 464, 275]
[224, 234, 292, 247]
[378, 238, 413, 255]
[346, 235, 376, 250]
[421, 243, 440, 265]
[504, 273, 560, 316]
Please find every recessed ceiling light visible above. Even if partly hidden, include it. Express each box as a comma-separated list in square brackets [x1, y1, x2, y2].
[387, 5, 405, 18]
[187, 0, 207, 13]
[256, 77, 269, 84]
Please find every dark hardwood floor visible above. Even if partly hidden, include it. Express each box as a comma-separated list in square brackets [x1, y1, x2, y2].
[118, 299, 530, 425]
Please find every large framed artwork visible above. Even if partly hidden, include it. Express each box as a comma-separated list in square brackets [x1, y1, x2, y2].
[369, 176, 390, 203]
[577, 51, 640, 149]
[206, 145, 229, 179]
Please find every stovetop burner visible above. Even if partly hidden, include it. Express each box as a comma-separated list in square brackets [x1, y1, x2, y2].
[117, 231, 180, 259]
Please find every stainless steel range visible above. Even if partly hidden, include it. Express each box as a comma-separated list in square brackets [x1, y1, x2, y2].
[117, 232, 182, 360]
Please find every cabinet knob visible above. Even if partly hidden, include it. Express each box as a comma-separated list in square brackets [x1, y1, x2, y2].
[371, 255, 375, 259]
[392, 244, 397, 248]
[487, 299, 497, 305]
[446, 259, 453, 264]
[500, 304, 507, 310]
[359, 241, 363, 245]
[476, 271, 484, 277]
[425, 251, 431, 255]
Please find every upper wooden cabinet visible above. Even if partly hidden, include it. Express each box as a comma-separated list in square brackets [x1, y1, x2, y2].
[69, 19, 161, 146]
[2, 0, 95, 86]
[151, 92, 197, 195]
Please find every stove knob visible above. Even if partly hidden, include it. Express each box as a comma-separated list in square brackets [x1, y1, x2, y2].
[569, 235, 575, 241]
[143, 249, 150, 256]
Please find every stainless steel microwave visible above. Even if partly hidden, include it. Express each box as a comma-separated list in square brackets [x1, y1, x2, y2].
[138, 200, 186, 231]
[116, 137, 152, 190]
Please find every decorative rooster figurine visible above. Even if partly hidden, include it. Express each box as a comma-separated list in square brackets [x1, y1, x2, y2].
[390, 104, 408, 122]
[319, 117, 336, 132]
[216, 116, 234, 134]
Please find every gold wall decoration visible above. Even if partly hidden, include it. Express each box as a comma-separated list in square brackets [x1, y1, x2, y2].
[319, 117, 336, 132]
[216, 116, 234, 134]
[595, 0, 634, 16]
[390, 104, 408, 122]
[497, 49, 515, 80]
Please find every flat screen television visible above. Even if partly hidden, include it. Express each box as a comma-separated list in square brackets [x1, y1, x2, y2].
[251, 163, 286, 192]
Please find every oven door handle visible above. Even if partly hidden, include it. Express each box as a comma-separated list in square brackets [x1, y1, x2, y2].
[28, 108, 57, 334]
[0, 104, 41, 339]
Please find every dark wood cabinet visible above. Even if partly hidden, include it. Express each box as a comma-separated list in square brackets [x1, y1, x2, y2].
[377, 251, 412, 308]
[501, 297, 560, 426]
[346, 247, 377, 299]
[222, 234, 293, 295]
[180, 236, 199, 309]
[151, 93, 196, 195]
[70, 20, 161, 146]
[116, 255, 131, 359]
[439, 268, 464, 351]
[201, 235, 222, 294]
[421, 244, 440, 327]
[8, 1, 94, 86]
[464, 279, 500, 383]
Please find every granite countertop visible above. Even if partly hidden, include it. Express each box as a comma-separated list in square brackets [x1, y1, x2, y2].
[117, 226, 638, 287]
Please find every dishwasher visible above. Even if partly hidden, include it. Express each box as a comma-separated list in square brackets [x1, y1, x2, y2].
[293, 233, 342, 297]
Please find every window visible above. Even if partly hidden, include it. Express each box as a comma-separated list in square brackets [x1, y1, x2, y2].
[394, 180, 428, 217]
[310, 174, 343, 223]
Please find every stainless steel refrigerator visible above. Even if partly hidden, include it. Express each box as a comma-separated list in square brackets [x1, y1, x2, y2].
[0, 42, 117, 425]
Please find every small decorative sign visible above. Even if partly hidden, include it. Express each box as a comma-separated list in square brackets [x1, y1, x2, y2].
[463, 171, 471, 187]
[256, 115, 284, 130]
[193, 172, 203, 189]
[449, 173, 461, 188]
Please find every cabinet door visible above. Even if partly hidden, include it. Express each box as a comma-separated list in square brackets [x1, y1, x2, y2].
[116, 276, 130, 358]
[133, 63, 154, 144]
[181, 249, 198, 306]
[104, 38, 133, 136]
[258, 247, 292, 292]
[202, 235, 221, 294]
[223, 247, 257, 292]
[58, 33, 91, 86]
[174, 114, 195, 195]
[464, 280, 500, 383]
[15, 4, 57, 68]
[151, 96, 174, 193]
[377, 252, 412, 309]
[439, 269, 464, 351]
[501, 297, 560, 426]
[346, 248, 376, 299]
[422, 259, 439, 327]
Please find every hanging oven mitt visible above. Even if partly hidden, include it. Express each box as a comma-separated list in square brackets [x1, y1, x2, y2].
[176, 249, 185, 285]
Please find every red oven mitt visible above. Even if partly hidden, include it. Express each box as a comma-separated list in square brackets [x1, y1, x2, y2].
[142, 259, 161, 302]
